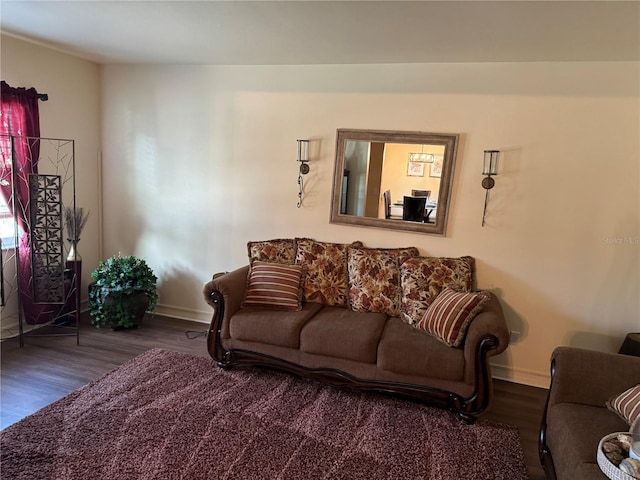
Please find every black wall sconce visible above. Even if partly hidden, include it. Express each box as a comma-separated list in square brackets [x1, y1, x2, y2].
[297, 139, 310, 208]
[481, 150, 500, 226]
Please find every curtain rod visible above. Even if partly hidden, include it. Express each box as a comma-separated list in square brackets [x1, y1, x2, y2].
[0, 81, 48, 101]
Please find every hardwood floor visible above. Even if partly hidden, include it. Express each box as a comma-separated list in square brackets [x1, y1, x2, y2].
[484, 374, 549, 480]
[1, 314, 548, 479]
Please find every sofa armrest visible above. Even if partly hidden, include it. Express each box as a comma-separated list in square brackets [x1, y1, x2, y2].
[547, 346, 640, 408]
[462, 292, 510, 376]
[203, 265, 249, 340]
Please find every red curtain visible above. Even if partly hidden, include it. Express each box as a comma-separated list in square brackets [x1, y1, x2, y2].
[1, 81, 53, 324]
[1, 81, 41, 228]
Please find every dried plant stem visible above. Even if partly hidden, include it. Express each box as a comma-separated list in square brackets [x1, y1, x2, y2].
[63, 206, 90, 242]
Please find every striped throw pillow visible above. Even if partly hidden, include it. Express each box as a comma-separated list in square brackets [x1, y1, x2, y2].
[607, 384, 640, 426]
[241, 261, 304, 311]
[417, 287, 489, 347]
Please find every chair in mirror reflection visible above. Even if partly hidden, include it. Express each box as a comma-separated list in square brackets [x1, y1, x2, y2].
[402, 196, 427, 222]
[411, 189, 437, 223]
[411, 189, 431, 200]
[383, 190, 402, 220]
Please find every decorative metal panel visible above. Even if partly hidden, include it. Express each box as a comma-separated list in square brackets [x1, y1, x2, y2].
[28, 174, 64, 303]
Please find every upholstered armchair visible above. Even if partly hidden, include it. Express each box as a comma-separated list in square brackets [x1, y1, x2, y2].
[539, 346, 640, 480]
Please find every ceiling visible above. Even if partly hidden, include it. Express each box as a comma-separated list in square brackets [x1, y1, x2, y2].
[1, 1, 638, 65]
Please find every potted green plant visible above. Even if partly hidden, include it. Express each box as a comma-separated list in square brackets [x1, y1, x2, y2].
[89, 254, 158, 329]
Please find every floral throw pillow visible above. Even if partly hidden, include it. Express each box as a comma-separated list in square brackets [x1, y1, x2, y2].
[294, 238, 363, 307]
[417, 287, 489, 347]
[400, 256, 475, 325]
[247, 238, 296, 264]
[347, 246, 419, 316]
[241, 261, 304, 311]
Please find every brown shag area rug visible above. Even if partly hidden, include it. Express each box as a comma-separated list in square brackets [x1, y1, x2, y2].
[1, 348, 528, 479]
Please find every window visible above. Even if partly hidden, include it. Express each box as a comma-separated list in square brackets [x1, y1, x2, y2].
[0, 136, 18, 250]
[0, 194, 19, 249]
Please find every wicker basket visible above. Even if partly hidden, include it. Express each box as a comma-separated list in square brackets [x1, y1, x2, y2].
[597, 432, 636, 480]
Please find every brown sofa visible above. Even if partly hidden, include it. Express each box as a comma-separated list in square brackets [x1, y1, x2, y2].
[539, 346, 640, 479]
[203, 239, 510, 423]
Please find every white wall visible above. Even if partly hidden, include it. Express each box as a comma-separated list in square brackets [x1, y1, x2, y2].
[2, 33, 635, 386]
[0, 34, 101, 338]
[101, 62, 639, 386]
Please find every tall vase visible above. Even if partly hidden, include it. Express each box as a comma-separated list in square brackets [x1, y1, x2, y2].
[67, 239, 82, 262]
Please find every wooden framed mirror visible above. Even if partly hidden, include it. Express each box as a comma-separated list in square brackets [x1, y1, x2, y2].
[330, 129, 459, 235]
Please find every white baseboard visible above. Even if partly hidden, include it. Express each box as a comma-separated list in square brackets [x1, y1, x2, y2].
[491, 362, 550, 389]
[1, 326, 20, 340]
[1, 303, 209, 341]
[155, 303, 210, 324]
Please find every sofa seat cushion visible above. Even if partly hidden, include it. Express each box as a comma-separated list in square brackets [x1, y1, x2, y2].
[230, 302, 324, 348]
[299, 307, 387, 363]
[546, 403, 629, 480]
[377, 316, 464, 381]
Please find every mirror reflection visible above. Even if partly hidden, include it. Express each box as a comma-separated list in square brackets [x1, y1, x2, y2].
[330, 129, 459, 236]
